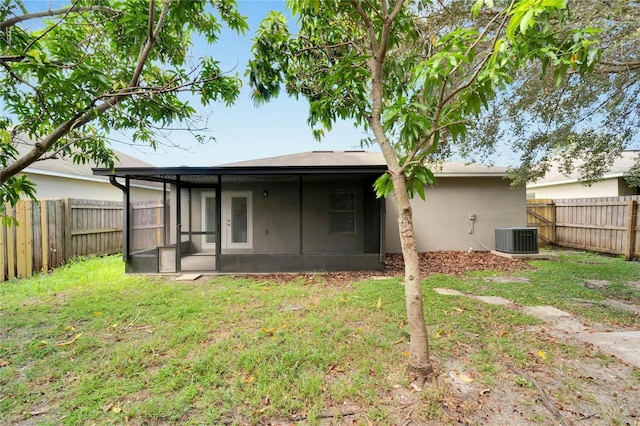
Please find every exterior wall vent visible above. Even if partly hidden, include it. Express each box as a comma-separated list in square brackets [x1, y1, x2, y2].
[495, 227, 538, 254]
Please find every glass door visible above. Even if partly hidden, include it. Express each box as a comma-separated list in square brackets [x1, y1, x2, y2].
[201, 192, 217, 249]
[222, 192, 252, 249]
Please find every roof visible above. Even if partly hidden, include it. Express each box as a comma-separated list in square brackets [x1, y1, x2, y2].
[221, 150, 386, 167]
[527, 151, 638, 188]
[222, 151, 509, 177]
[13, 135, 160, 188]
[93, 150, 509, 183]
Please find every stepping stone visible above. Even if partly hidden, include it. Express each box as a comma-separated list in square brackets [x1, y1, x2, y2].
[474, 295, 511, 306]
[175, 273, 202, 281]
[604, 299, 640, 315]
[433, 288, 465, 296]
[522, 305, 572, 317]
[523, 305, 586, 334]
[575, 331, 640, 369]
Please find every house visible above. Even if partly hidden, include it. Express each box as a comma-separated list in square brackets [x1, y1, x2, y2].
[93, 151, 526, 274]
[13, 137, 162, 201]
[526, 151, 640, 199]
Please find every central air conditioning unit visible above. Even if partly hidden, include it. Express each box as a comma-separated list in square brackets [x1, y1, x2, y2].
[495, 227, 539, 254]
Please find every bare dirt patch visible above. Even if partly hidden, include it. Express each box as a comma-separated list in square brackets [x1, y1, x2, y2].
[238, 251, 533, 285]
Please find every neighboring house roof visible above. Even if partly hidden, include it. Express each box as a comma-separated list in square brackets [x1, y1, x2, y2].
[527, 151, 638, 189]
[13, 137, 161, 189]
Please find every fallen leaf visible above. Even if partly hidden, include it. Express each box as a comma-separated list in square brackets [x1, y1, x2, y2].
[0, 360, 10, 367]
[261, 327, 276, 337]
[64, 325, 75, 331]
[537, 350, 547, 360]
[93, 311, 103, 317]
[498, 330, 509, 337]
[112, 406, 122, 414]
[453, 307, 464, 313]
[56, 333, 82, 346]
[245, 375, 255, 384]
[375, 297, 382, 309]
[458, 373, 474, 383]
[402, 351, 411, 358]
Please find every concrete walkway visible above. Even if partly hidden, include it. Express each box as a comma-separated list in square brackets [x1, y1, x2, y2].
[433, 287, 640, 368]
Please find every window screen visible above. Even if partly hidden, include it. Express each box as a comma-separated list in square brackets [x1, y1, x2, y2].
[329, 190, 356, 234]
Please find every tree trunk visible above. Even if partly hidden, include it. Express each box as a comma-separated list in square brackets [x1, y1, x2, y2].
[392, 172, 434, 384]
[371, 117, 433, 383]
[364, 8, 433, 382]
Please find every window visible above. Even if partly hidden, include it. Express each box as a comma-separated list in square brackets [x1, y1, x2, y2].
[329, 189, 356, 234]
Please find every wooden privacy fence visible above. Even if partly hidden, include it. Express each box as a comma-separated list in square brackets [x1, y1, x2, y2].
[1, 198, 163, 281]
[527, 196, 640, 260]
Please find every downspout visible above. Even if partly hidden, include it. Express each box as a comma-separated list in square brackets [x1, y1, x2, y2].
[215, 175, 221, 272]
[176, 175, 182, 273]
[109, 176, 130, 261]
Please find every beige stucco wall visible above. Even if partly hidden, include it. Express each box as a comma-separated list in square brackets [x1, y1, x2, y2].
[526, 178, 630, 199]
[385, 177, 526, 253]
[25, 173, 162, 202]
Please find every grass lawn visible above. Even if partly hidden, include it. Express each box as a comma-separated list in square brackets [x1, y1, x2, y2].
[1, 251, 639, 425]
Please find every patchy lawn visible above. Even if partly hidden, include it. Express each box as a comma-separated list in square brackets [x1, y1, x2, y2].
[0, 251, 639, 425]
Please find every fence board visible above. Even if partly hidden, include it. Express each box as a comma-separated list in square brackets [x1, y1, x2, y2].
[41, 201, 48, 273]
[0, 217, 5, 282]
[0, 198, 164, 281]
[16, 201, 28, 278]
[528, 196, 640, 260]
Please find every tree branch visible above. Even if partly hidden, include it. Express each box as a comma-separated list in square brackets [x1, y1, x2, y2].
[0, 5, 117, 30]
[0, 0, 172, 185]
[349, 0, 380, 54]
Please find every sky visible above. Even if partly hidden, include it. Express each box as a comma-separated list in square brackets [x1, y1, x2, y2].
[112, 1, 378, 167]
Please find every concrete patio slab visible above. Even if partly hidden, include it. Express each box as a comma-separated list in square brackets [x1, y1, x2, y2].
[575, 331, 640, 368]
[490, 250, 552, 260]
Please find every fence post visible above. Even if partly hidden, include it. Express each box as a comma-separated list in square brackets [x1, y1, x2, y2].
[41, 201, 49, 273]
[550, 201, 557, 245]
[63, 198, 73, 262]
[625, 200, 637, 261]
[0, 213, 5, 282]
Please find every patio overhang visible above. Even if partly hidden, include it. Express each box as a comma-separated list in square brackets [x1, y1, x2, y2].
[93, 161, 388, 274]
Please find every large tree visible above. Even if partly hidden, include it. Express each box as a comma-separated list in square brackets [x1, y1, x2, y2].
[460, 0, 640, 185]
[247, 0, 596, 383]
[0, 0, 248, 206]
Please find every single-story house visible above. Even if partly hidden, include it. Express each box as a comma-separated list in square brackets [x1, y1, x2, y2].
[13, 136, 162, 201]
[526, 151, 640, 199]
[93, 151, 526, 274]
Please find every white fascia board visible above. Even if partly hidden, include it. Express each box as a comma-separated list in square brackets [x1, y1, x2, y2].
[527, 172, 627, 188]
[24, 168, 163, 191]
[434, 172, 509, 178]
